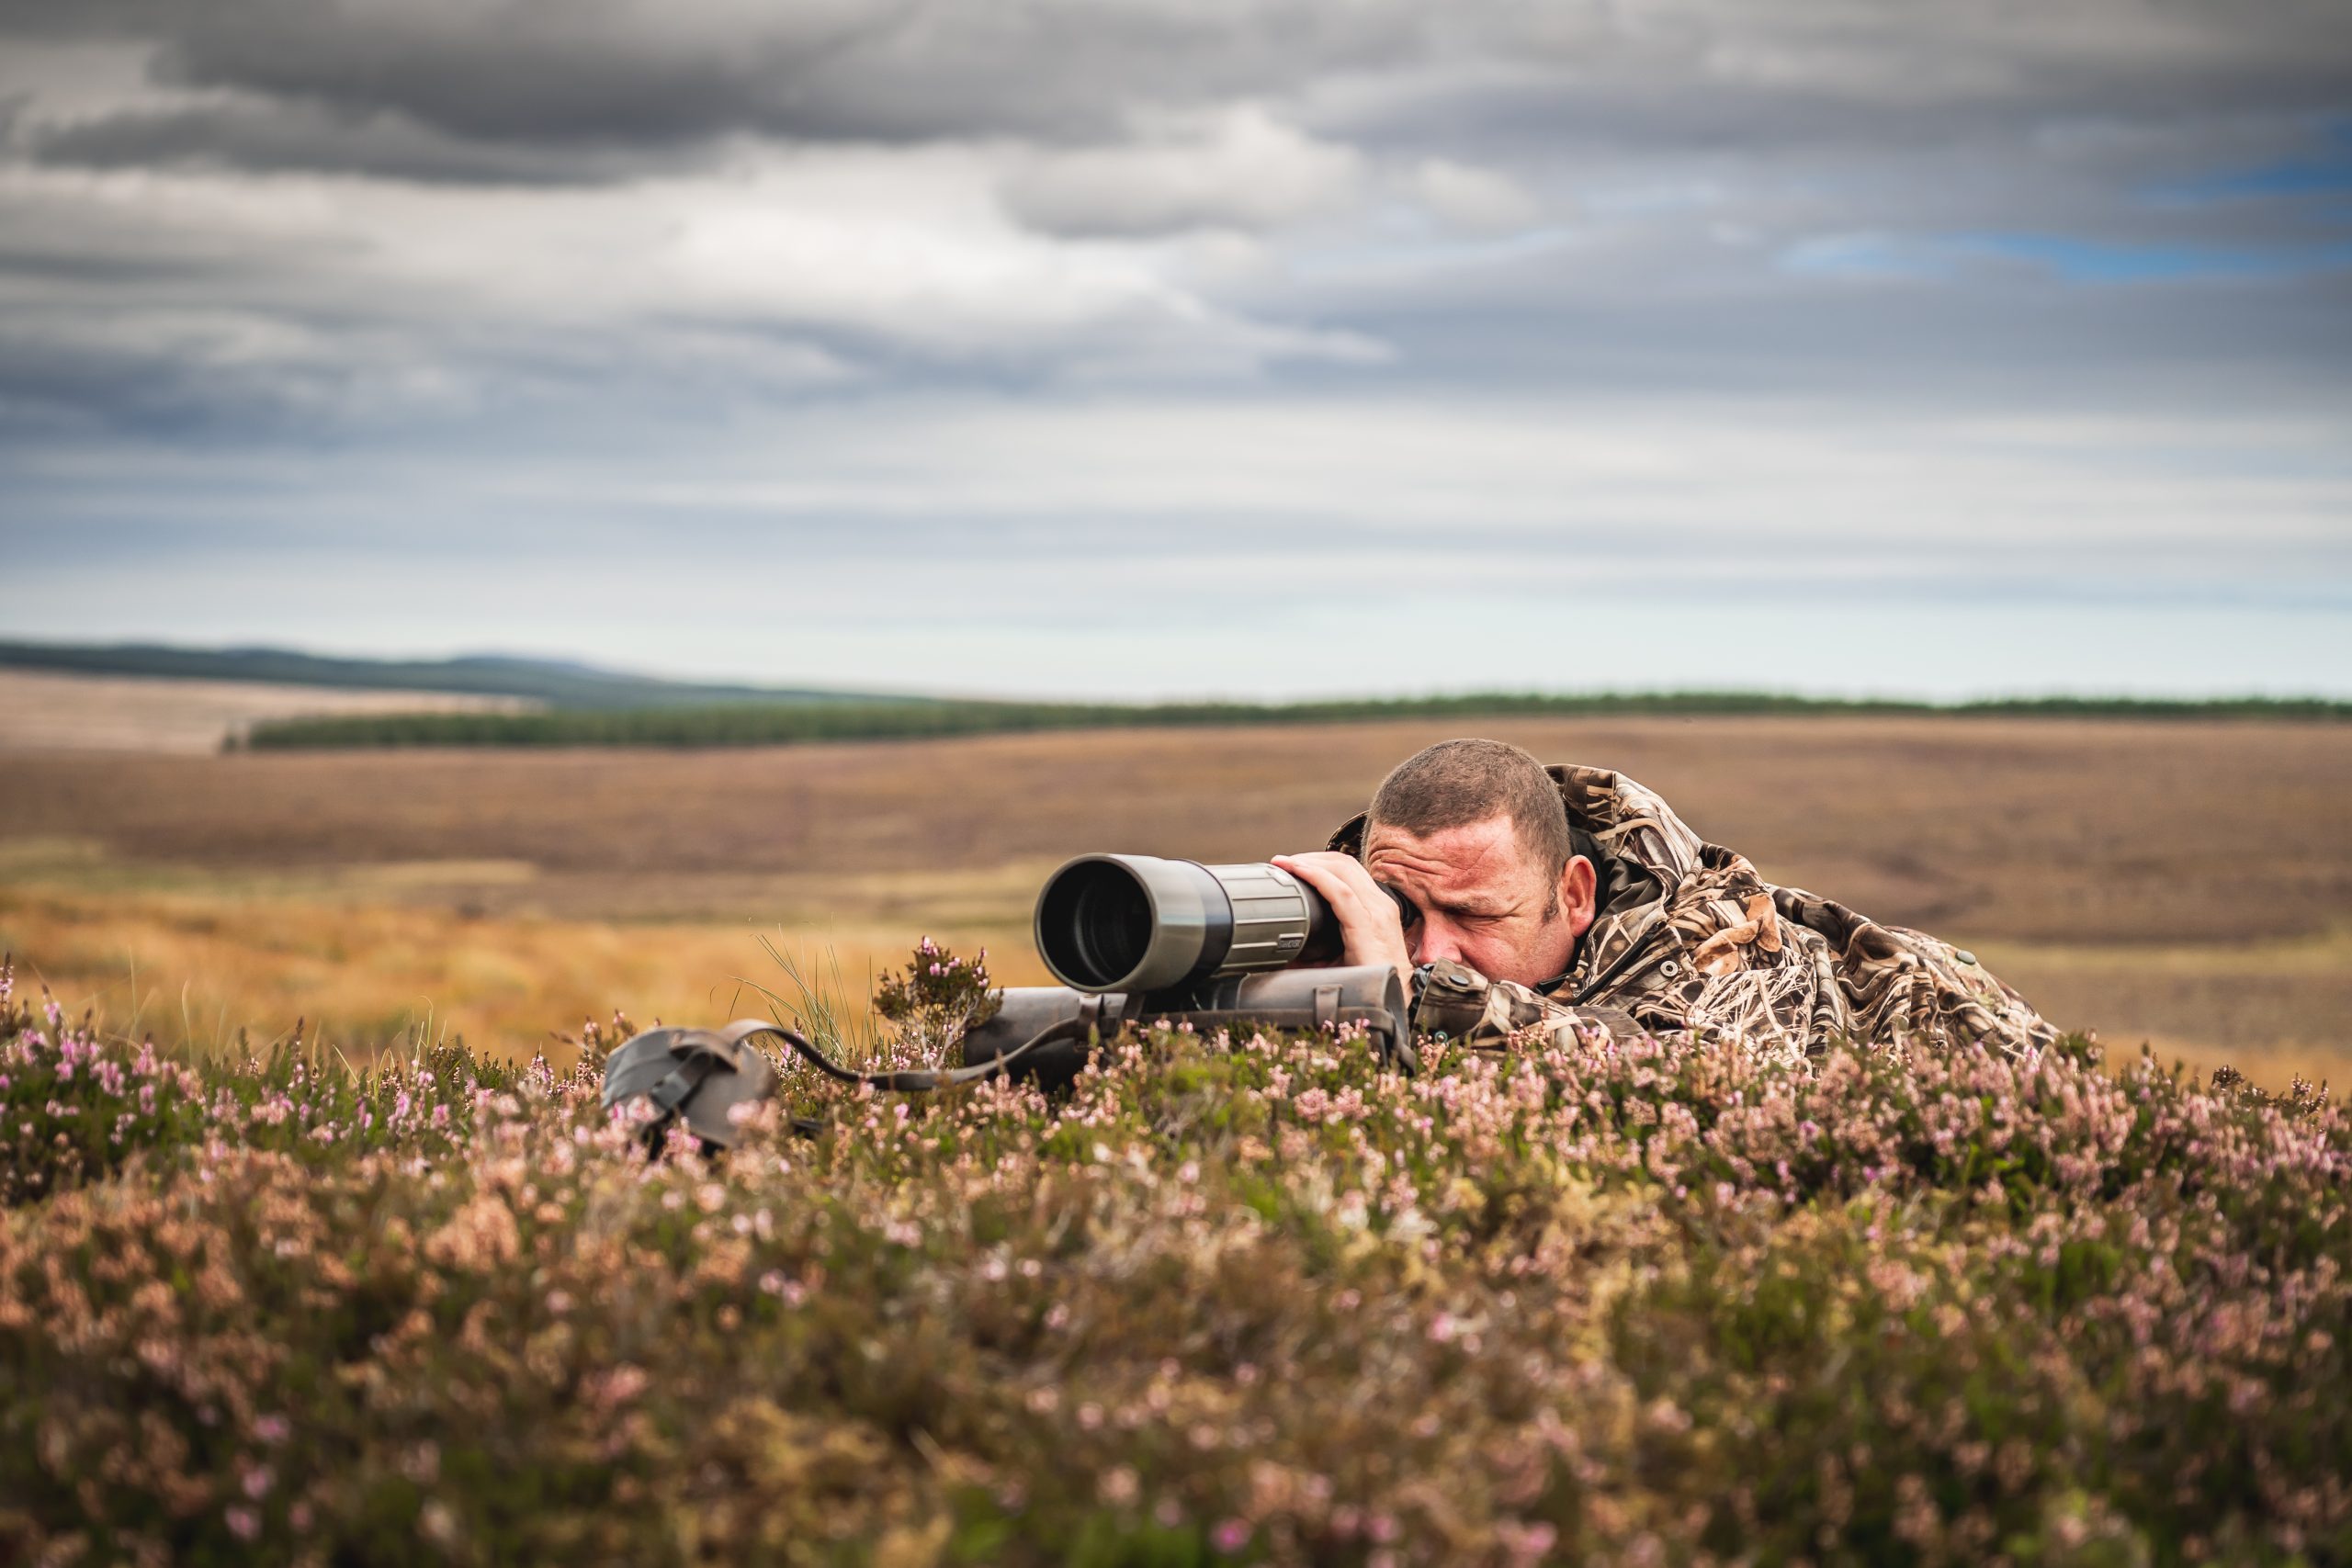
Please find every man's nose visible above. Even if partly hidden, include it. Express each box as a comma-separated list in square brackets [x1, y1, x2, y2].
[1411, 919, 1465, 965]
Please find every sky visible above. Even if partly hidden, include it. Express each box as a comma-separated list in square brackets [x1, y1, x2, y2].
[0, 0, 2347, 700]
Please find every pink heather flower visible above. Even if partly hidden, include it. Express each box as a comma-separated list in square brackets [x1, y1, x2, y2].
[1213, 1519, 1252, 1553]
[254, 1416, 291, 1444]
[225, 1506, 261, 1542]
[594, 1365, 650, 1408]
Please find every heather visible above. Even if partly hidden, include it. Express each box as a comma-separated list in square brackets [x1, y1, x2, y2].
[2, 953, 2347, 1566]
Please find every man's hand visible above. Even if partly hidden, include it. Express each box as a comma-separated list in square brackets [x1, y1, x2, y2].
[1270, 852, 1416, 996]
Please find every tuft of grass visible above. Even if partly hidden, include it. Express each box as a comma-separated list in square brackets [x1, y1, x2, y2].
[2, 942, 2346, 1564]
[749, 932, 885, 1066]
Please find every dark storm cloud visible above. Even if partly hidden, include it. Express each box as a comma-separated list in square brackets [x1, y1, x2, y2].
[6, 0, 1419, 152]
[6, 0, 2349, 166]
[26, 99, 660, 186]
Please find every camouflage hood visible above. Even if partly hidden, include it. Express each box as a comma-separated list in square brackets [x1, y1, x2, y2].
[1331, 762, 2056, 1060]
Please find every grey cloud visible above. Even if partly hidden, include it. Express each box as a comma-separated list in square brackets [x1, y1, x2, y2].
[27, 99, 663, 186]
[4, 0, 2346, 158]
[34, 0, 1419, 150]
[0, 0, 2344, 553]
[999, 107, 1363, 236]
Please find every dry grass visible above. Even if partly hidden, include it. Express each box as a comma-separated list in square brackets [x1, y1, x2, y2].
[0, 882, 1057, 1066]
[2, 715, 2346, 1088]
[0, 669, 534, 753]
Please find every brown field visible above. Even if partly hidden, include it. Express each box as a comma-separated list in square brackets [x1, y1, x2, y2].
[0, 668, 535, 753]
[2, 714, 2346, 1089]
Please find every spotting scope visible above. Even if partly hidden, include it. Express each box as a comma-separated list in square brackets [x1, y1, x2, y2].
[1035, 853, 1409, 994]
[602, 853, 1420, 1142]
[938, 852, 1415, 1090]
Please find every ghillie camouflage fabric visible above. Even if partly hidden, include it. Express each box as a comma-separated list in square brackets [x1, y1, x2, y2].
[1330, 763, 2058, 1065]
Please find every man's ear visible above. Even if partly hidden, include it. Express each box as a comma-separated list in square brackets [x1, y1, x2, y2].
[1559, 855, 1598, 939]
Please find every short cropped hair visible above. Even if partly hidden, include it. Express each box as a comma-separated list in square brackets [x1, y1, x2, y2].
[1364, 739, 1574, 878]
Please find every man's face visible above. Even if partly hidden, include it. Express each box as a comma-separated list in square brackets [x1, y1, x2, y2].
[1363, 813, 1596, 988]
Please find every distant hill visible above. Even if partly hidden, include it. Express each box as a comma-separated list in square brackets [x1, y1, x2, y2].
[0, 641, 910, 711]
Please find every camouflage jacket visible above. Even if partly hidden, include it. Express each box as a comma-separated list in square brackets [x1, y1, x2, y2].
[1329, 764, 2057, 1065]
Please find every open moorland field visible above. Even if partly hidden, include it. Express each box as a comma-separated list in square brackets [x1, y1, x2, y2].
[0, 712, 2346, 1089]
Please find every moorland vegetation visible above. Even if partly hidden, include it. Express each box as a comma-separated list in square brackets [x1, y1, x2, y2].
[10, 713, 2349, 1089]
[4, 943, 2346, 1566]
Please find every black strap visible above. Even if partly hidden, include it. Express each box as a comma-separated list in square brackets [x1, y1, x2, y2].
[627, 1043, 755, 1151]
[646, 1052, 723, 1113]
[717, 1016, 1096, 1093]
[718, 999, 1411, 1094]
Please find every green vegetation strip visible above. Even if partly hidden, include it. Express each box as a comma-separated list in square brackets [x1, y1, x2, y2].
[242, 691, 2352, 749]
[4, 942, 2347, 1562]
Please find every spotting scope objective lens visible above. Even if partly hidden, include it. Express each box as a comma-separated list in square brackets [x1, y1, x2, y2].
[1035, 854, 1378, 995]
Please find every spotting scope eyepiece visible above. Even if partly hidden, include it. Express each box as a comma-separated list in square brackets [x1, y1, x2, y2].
[1036, 853, 1399, 994]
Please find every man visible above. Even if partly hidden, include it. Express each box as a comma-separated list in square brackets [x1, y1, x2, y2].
[1272, 739, 2054, 1063]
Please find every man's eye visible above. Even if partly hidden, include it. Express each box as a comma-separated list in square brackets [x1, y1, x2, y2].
[1380, 885, 1421, 929]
